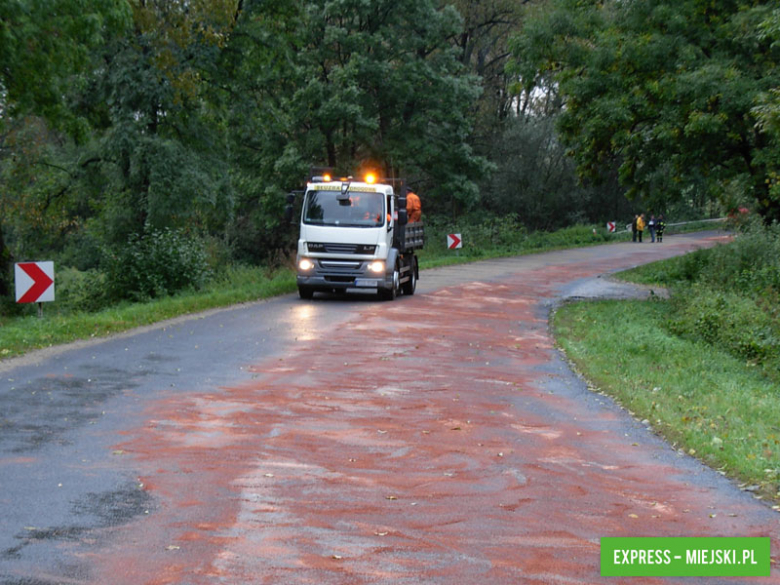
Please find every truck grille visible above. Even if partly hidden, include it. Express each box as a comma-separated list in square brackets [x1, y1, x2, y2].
[307, 242, 376, 255]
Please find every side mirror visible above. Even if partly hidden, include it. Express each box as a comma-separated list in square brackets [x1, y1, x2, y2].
[398, 208, 408, 226]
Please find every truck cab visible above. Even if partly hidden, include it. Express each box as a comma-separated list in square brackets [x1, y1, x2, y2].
[294, 174, 422, 300]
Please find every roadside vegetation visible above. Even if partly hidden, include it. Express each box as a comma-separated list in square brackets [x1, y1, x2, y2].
[553, 219, 780, 505]
[1, 218, 719, 360]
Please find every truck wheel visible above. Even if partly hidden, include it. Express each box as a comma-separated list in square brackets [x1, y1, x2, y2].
[380, 264, 399, 301]
[402, 257, 417, 296]
[298, 286, 315, 300]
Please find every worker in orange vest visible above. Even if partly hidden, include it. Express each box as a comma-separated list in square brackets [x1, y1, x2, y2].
[406, 191, 421, 223]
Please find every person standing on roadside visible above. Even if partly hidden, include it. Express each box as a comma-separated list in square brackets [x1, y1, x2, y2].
[656, 214, 666, 242]
[648, 215, 657, 243]
[637, 213, 646, 242]
[632, 214, 639, 242]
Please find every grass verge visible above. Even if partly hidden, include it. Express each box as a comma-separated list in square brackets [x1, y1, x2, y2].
[0, 268, 296, 361]
[553, 299, 780, 505]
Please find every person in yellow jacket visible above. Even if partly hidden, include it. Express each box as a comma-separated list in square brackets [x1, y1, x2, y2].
[636, 213, 646, 242]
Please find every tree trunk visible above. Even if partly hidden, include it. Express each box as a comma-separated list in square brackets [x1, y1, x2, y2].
[0, 222, 12, 299]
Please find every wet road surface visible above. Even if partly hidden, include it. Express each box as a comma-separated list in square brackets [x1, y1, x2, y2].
[1, 232, 777, 584]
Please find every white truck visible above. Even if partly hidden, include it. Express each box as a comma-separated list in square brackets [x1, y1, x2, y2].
[290, 173, 423, 300]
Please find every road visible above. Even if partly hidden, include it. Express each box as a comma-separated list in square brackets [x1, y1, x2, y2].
[0, 232, 777, 584]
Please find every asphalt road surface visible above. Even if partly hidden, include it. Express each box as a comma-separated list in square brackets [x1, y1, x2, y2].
[1, 232, 777, 584]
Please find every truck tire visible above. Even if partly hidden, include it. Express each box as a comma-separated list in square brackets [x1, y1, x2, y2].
[402, 257, 417, 296]
[380, 264, 399, 301]
[298, 286, 315, 300]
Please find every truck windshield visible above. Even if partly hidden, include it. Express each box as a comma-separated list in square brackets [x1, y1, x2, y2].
[303, 190, 385, 227]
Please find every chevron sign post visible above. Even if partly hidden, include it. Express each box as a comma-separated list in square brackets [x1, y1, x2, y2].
[15, 262, 55, 308]
[447, 234, 462, 250]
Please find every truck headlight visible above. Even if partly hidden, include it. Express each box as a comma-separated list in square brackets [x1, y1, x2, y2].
[299, 258, 315, 271]
[367, 261, 385, 274]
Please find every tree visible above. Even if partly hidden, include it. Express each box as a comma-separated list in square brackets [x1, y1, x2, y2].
[0, 0, 130, 132]
[77, 0, 240, 244]
[509, 0, 780, 221]
[449, 0, 533, 138]
[751, 7, 780, 213]
[0, 0, 130, 297]
[224, 0, 489, 223]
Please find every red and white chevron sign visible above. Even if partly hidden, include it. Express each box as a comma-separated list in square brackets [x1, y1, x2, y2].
[447, 233, 462, 250]
[606, 221, 616, 233]
[15, 262, 55, 303]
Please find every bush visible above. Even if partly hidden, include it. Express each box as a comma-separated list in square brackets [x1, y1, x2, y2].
[422, 214, 526, 256]
[56, 267, 111, 313]
[103, 228, 212, 301]
[626, 220, 780, 380]
[421, 214, 612, 258]
[525, 224, 612, 249]
[668, 285, 780, 380]
[654, 220, 780, 295]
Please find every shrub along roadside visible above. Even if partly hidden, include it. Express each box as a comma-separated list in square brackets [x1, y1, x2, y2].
[616, 220, 780, 382]
[103, 228, 212, 302]
[553, 300, 780, 505]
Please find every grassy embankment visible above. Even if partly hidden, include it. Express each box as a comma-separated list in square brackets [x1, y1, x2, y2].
[0, 219, 717, 360]
[553, 221, 780, 506]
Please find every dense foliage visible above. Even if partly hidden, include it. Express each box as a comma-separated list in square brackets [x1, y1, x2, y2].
[1, 0, 498, 303]
[2, 0, 778, 311]
[510, 0, 780, 221]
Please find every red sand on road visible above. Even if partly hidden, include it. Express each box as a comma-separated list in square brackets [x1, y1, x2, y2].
[97, 235, 778, 584]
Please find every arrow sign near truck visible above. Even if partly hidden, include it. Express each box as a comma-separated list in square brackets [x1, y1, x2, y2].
[15, 262, 55, 303]
[447, 234, 462, 250]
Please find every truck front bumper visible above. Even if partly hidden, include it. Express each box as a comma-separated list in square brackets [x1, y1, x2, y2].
[296, 257, 388, 291]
